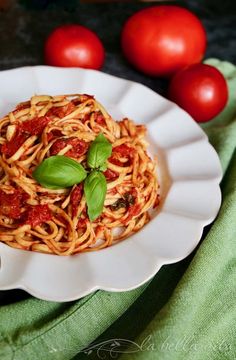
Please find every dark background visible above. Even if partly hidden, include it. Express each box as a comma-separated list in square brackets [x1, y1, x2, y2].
[0, 0, 236, 96]
[0, 0, 235, 304]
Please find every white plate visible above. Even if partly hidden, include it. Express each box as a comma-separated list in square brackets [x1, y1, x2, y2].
[0, 66, 222, 302]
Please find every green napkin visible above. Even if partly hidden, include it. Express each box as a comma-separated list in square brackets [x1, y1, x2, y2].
[0, 59, 236, 360]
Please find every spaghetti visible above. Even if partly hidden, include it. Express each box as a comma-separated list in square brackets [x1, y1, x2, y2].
[0, 94, 158, 255]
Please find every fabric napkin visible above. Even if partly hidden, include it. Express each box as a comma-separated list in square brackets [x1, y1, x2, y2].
[0, 59, 235, 360]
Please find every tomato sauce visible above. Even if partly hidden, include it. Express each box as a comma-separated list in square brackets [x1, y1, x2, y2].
[50, 137, 88, 158]
[125, 204, 141, 223]
[107, 144, 134, 169]
[103, 168, 118, 181]
[2, 116, 51, 158]
[108, 187, 118, 195]
[109, 156, 123, 167]
[113, 144, 134, 157]
[1, 129, 28, 158]
[80, 113, 91, 124]
[21, 116, 51, 136]
[153, 194, 160, 209]
[72, 94, 94, 106]
[94, 112, 106, 126]
[47, 102, 76, 118]
[77, 217, 87, 229]
[104, 145, 134, 181]
[0, 189, 29, 219]
[47, 130, 63, 142]
[22, 204, 52, 227]
[14, 102, 30, 112]
[70, 184, 83, 217]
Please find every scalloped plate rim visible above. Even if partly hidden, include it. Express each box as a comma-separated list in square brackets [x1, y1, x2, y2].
[0, 66, 222, 302]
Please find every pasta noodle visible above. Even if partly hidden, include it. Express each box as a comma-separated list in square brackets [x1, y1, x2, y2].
[0, 94, 159, 255]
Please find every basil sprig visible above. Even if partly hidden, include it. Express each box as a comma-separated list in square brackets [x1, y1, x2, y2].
[32, 134, 112, 221]
[84, 170, 107, 221]
[32, 155, 87, 189]
[87, 133, 112, 170]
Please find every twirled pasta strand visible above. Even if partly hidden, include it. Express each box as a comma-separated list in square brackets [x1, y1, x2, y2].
[0, 94, 159, 255]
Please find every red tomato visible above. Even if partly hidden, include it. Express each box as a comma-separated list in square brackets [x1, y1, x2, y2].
[121, 6, 207, 77]
[168, 64, 228, 123]
[44, 24, 105, 70]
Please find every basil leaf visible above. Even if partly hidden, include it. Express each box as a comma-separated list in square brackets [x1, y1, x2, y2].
[84, 170, 107, 221]
[87, 133, 112, 169]
[99, 161, 108, 172]
[33, 155, 87, 189]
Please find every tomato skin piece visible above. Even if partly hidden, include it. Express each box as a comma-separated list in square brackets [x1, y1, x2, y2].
[168, 64, 228, 122]
[44, 24, 105, 70]
[121, 5, 206, 77]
